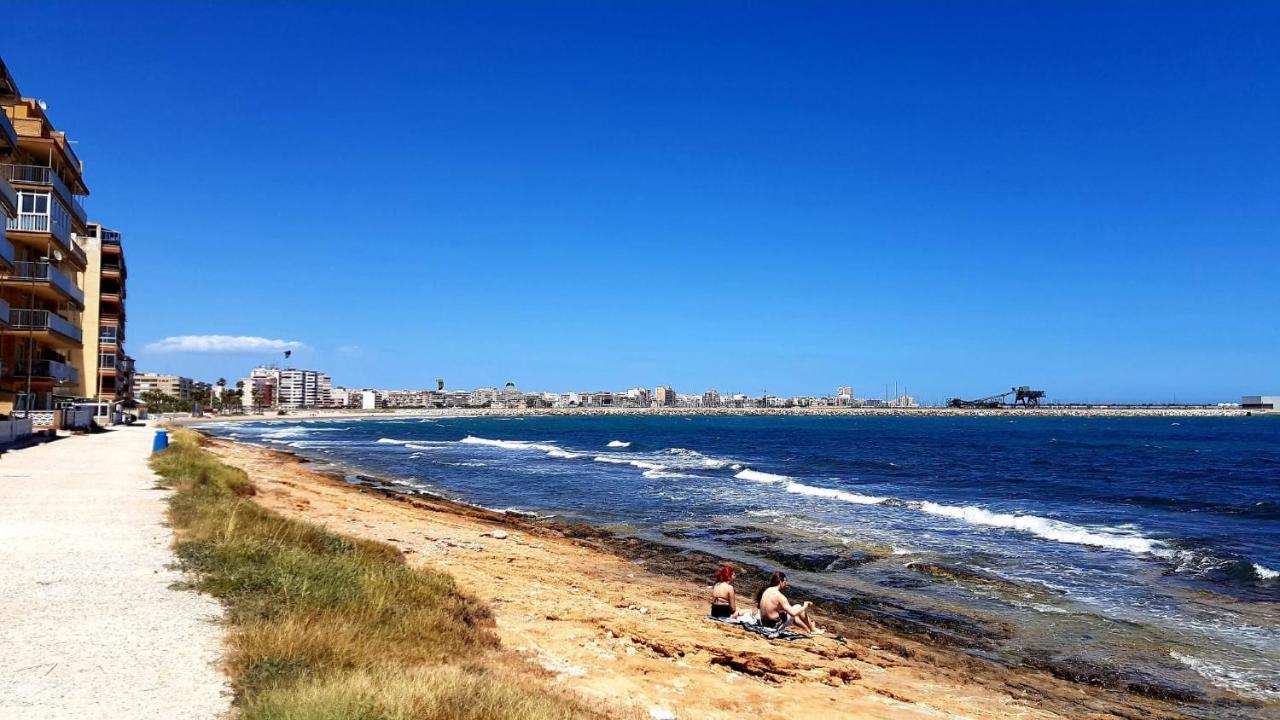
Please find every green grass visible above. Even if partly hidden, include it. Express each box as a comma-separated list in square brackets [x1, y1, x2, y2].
[152, 429, 604, 720]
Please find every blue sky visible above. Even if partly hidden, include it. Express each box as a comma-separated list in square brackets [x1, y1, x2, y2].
[7, 2, 1277, 402]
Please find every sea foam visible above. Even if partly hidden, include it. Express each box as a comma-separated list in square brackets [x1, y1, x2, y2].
[916, 501, 1160, 554]
[785, 482, 886, 505]
[734, 468, 791, 483]
[1253, 563, 1279, 580]
[459, 435, 561, 453]
[606, 440, 631, 448]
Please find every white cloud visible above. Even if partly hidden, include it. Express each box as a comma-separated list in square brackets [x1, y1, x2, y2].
[145, 335, 308, 353]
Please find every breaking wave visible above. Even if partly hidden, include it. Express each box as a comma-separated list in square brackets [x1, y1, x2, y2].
[916, 502, 1161, 554]
[734, 468, 792, 483]
[785, 481, 886, 505]
[606, 440, 631, 448]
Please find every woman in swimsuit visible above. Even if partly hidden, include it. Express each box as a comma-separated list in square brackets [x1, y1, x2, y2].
[710, 564, 739, 618]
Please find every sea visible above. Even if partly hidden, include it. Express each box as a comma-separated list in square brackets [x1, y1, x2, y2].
[204, 414, 1280, 711]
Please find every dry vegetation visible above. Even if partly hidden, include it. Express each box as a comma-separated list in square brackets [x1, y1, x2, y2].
[151, 429, 606, 720]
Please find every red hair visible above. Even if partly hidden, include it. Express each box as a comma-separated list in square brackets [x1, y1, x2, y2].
[714, 564, 735, 583]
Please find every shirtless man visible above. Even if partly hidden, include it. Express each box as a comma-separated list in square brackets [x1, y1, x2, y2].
[756, 571, 817, 632]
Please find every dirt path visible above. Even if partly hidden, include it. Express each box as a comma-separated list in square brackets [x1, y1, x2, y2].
[0, 425, 230, 720]
[204, 438, 1183, 720]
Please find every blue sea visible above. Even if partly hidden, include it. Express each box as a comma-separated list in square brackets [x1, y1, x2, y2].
[206, 414, 1280, 708]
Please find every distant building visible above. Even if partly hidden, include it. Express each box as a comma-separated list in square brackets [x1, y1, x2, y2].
[1242, 395, 1278, 410]
[469, 387, 498, 407]
[836, 386, 855, 406]
[654, 386, 676, 406]
[702, 389, 721, 407]
[626, 387, 650, 406]
[135, 373, 195, 401]
[242, 367, 331, 410]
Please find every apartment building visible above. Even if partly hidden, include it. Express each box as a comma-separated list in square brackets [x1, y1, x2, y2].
[242, 367, 331, 410]
[135, 373, 196, 401]
[76, 223, 131, 403]
[0, 57, 91, 418]
[654, 386, 677, 406]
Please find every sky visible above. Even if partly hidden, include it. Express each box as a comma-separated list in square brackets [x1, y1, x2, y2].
[6, 2, 1277, 403]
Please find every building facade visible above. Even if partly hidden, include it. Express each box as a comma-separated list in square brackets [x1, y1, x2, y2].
[0, 57, 91, 418]
[76, 223, 131, 403]
[134, 373, 196, 400]
[242, 367, 332, 410]
[654, 386, 676, 406]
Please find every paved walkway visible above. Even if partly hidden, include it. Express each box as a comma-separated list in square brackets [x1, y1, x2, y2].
[0, 424, 230, 719]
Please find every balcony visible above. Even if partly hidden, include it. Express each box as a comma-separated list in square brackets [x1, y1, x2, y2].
[9, 308, 82, 345]
[0, 108, 16, 149]
[6, 261, 85, 307]
[0, 172, 15, 218]
[101, 259, 124, 276]
[7, 210, 85, 267]
[0, 236, 13, 271]
[0, 164, 86, 226]
[12, 359, 78, 385]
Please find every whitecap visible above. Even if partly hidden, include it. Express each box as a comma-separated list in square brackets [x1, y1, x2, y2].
[734, 468, 791, 483]
[785, 481, 886, 505]
[459, 435, 561, 453]
[606, 440, 631, 448]
[593, 455, 665, 471]
[1253, 563, 1279, 580]
[916, 501, 1160, 554]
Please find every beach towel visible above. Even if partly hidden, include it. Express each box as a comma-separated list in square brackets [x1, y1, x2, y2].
[705, 614, 810, 641]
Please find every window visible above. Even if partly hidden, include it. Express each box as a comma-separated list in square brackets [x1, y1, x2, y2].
[99, 325, 118, 343]
[18, 192, 50, 215]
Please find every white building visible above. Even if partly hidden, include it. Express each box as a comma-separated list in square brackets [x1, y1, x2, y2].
[242, 367, 332, 410]
[1242, 395, 1278, 411]
[836, 386, 855, 406]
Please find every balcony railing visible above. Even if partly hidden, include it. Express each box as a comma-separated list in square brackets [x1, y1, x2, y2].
[11, 260, 84, 306]
[9, 309, 82, 343]
[14, 359, 78, 385]
[8, 211, 74, 252]
[0, 164, 86, 225]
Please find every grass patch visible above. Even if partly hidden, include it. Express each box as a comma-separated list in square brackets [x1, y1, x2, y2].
[152, 429, 603, 720]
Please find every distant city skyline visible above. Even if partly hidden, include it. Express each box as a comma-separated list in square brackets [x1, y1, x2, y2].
[6, 3, 1277, 404]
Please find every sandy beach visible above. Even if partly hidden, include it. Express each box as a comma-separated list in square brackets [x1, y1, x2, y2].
[199, 433, 1206, 720]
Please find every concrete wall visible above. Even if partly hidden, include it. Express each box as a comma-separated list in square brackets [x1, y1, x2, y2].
[0, 417, 33, 444]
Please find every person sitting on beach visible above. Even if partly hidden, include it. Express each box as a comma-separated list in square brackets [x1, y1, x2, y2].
[755, 571, 818, 632]
[710, 564, 743, 619]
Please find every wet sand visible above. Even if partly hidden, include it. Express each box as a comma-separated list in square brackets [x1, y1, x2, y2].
[194, 434, 1235, 720]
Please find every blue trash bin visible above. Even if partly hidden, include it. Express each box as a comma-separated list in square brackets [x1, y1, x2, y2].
[152, 429, 169, 453]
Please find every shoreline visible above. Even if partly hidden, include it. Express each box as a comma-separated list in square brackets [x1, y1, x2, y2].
[176, 404, 1261, 426]
[197, 432, 1241, 719]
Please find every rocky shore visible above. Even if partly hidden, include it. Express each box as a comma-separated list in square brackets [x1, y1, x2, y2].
[194, 433, 1265, 719]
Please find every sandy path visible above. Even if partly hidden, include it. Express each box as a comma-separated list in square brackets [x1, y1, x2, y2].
[0, 425, 230, 720]
[204, 438, 1171, 720]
